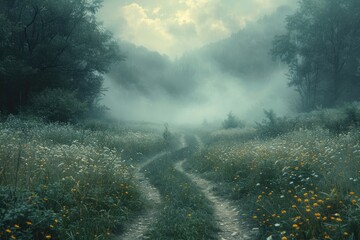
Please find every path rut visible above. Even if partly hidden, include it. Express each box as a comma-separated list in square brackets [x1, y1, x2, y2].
[175, 160, 249, 240]
[115, 152, 165, 240]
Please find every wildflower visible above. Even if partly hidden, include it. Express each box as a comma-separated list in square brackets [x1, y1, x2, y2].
[292, 224, 300, 230]
[281, 210, 287, 214]
[10, 235, 16, 239]
[281, 237, 288, 240]
[14, 224, 20, 228]
[292, 205, 297, 208]
[313, 203, 319, 207]
[351, 199, 357, 204]
[26, 221, 32, 225]
[5, 229, 11, 233]
[349, 192, 355, 195]
[336, 218, 343, 222]
[45, 235, 51, 239]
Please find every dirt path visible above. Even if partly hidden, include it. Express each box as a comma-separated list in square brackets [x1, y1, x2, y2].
[175, 134, 250, 240]
[115, 152, 166, 240]
[175, 160, 249, 240]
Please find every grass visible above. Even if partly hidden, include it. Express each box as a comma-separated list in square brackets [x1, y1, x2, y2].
[142, 136, 219, 240]
[0, 117, 164, 240]
[186, 126, 360, 240]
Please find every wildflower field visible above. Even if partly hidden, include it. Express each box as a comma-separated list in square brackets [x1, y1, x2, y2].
[0, 117, 164, 240]
[187, 126, 360, 239]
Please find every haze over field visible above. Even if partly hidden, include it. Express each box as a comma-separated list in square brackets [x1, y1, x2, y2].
[97, 0, 298, 124]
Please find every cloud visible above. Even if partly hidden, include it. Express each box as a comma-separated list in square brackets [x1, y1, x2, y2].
[97, 1, 301, 125]
[104, 5, 297, 124]
[97, 0, 297, 57]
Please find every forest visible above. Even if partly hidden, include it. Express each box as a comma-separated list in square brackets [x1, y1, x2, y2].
[1, 0, 360, 240]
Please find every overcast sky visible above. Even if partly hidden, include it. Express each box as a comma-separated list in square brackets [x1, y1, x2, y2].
[97, 0, 296, 58]
[97, 1, 298, 124]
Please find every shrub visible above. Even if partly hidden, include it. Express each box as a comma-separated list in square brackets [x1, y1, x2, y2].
[256, 109, 295, 138]
[222, 112, 245, 129]
[29, 88, 88, 122]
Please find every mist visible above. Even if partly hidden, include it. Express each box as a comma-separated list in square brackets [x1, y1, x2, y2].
[98, 2, 298, 125]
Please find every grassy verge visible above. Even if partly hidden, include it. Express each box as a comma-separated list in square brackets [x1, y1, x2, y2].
[142, 137, 219, 240]
[0, 117, 164, 240]
[186, 127, 360, 240]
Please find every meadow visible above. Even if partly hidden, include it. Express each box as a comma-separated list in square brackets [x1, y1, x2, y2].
[0, 116, 164, 240]
[1, 104, 359, 240]
[186, 105, 360, 240]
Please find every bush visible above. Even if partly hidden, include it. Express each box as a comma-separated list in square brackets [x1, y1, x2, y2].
[222, 112, 245, 129]
[256, 109, 295, 138]
[29, 88, 88, 122]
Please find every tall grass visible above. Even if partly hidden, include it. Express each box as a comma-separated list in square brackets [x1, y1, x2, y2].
[188, 122, 360, 239]
[0, 117, 163, 240]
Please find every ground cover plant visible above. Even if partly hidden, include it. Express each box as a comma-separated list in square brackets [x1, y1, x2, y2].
[143, 136, 219, 240]
[0, 117, 164, 240]
[186, 108, 360, 240]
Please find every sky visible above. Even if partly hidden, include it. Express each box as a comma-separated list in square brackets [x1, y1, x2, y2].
[97, 0, 296, 58]
[97, 0, 298, 125]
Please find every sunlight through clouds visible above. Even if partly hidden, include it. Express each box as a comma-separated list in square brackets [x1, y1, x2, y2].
[120, 3, 173, 54]
[98, 0, 296, 58]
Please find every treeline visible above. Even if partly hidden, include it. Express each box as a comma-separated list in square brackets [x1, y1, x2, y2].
[272, 0, 360, 111]
[0, 0, 121, 121]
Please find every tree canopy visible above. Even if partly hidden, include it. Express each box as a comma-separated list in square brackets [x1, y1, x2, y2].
[0, 0, 122, 118]
[272, 0, 360, 111]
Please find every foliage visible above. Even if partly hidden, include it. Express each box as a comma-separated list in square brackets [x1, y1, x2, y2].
[0, 188, 62, 240]
[256, 110, 295, 138]
[0, 0, 122, 116]
[222, 112, 245, 129]
[256, 103, 360, 138]
[162, 123, 173, 149]
[0, 117, 164, 239]
[188, 127, 360, 240]
[272, 0, 360, 110]
[28, 88, 88, 122]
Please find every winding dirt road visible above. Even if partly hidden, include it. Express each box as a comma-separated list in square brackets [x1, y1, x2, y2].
[115, 153, 165, 240]
[175, 159, 249, 240]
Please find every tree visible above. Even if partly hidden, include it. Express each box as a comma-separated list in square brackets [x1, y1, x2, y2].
[272, 0, 360, 110]
[0, 0, 122, 115]
[222, 112, 245, 129]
